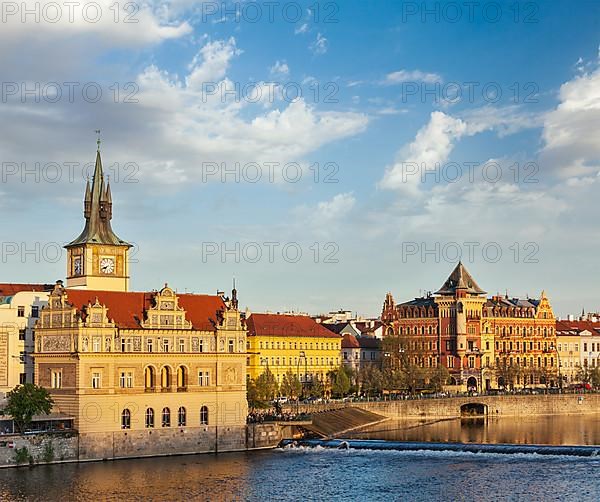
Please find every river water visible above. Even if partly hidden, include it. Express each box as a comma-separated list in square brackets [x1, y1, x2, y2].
[1, 416, 599, 501]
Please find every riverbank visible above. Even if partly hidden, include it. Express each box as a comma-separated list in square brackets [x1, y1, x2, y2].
[290, 393, 600, 419]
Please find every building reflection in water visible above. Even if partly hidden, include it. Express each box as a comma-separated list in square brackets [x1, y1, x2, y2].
[350, 415, 600, 446]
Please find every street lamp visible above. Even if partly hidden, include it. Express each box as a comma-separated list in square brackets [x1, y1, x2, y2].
[296, 351, 307, 403]
[550, 343, 562, 391]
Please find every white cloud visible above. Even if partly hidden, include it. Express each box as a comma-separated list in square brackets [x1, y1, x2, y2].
[541, 62, 600, 178]
[379, 111, 467, 194]
[295, 23, 308, 35]
[186, 38, 242, 89]
[269, 60, 290, 78]
[310, 33, 328, 55]
[294, 193, 356, 235]
[384, 70, 442, 84]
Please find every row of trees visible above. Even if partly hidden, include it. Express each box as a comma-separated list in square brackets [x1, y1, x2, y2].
[246, 363, 451, 408]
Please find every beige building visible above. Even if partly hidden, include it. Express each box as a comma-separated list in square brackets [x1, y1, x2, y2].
[0, 285, 52, 395]
[33, 146, 248, 457]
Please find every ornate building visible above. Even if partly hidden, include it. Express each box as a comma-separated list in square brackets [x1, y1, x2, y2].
[382, 262, 558, 391]
[33, 146, 248, 459]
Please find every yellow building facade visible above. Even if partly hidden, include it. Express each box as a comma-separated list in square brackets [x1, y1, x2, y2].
[246, 313, 342, 393]
[33, 147, 249, 458]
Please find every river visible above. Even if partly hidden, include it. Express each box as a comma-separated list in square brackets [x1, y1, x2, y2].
[0, 416, 599, 501]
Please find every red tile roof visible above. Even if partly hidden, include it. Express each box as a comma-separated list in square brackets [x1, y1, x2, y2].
[64, 289, 225, 331]
[341, 333, 360, 349]
[247, 313, 341, 339]
[556, 320, 600, 335]
[0, 283, 53, 296]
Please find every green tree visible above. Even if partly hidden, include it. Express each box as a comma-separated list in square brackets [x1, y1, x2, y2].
[4, 384, 53, 433]
[331, 366, 351, 397]
[359, 366, 384, 396]
[280, 371, 302, 399]
[254, 368, 278, 404]
[310, 378, 325, 398]
[428, 365, 450, 392]
[246, 377, 260, 408]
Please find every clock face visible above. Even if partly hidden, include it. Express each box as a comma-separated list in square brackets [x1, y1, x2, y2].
[73, 257, 82, 276]
[99, 257, 115, 274]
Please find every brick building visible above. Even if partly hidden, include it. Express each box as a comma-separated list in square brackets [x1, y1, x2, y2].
[382, 262, 558, 391]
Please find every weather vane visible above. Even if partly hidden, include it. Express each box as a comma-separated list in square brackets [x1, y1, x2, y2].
[95, 129, 101, 151]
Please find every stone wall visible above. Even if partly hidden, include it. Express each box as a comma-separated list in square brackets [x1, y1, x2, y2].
[342, 394, 600, 418]
[246, 423, 282, 449]
[79, 425, 247, 460]
[0, 433, 78, 467]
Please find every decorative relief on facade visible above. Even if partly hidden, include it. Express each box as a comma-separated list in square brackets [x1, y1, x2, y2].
[192, 337, 199, 352]
[224, 366, 238, 384]
[105, 337, 112, 352]
[43, 335, 70, 352]
[82, 337, 89, 351]
[141, 286, 192, 330]
[133, 336, 142, 351]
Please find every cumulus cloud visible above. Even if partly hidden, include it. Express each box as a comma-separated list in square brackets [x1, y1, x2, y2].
[541, 62, 600, 179]
[269, 60, 290, 78]
[293, 193, 356, 235]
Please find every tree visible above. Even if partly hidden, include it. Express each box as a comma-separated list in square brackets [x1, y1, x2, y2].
[4, 384, 53, 433]
[428, 365, 450, 392]
[310, 378, 325, 398]
[280, 371, 302, 399]
[494, 360, 518, 390]
[246, 377, 260, 409]
[254, 368, 278, 405]
[359, 366, 384, 397]
[331, 366, 351, 397]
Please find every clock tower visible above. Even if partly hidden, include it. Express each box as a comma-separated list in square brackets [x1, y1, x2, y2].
[65, 144, 131, 291]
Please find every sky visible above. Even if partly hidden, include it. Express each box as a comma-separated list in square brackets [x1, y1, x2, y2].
[1, 0, 599, 318]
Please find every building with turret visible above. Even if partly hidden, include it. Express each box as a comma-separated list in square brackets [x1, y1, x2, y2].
[33, 145, 248, 459]
[382, 263, 558, 391]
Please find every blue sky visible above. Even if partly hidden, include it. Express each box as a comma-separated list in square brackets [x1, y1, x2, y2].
[1, 1, 600, 317]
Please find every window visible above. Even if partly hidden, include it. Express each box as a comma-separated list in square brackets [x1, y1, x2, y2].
[31, 306, 39, 318]
[121, 338, 132, 352]
[51, 370, 62, 389]
[121, 409, 131, 429]
[199, 339, 204, 353]
[162, 407, 171, 427]
[93, 338, 101, 352]
[19, 373, 26, 384]
[18, 329, 26, 341]
[17, 306, 25, 317]
[119, 371, 133, 388]
[163, 339, 170, 352]
[147, 338, 154, 352]
[179, 339, 185, 352]
[145, 408, 155, 428]
[178, 407, 186, 426]
[228, 340, 234, 353]
[200, 406, 209, 425]
[198, 371, 210, 386]
[91, 372, 101, 389]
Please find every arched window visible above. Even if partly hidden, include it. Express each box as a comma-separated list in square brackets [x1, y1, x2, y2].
[145, 408, 154, 428]
[161, 366, 171, 390]
[162, 407, 171, 427]
[145, 366, 155, 391]
[177, 366, 188, 391]
[200, 406, 209, 425]
[121, 409, 131, 429]
[178, 406, 186, 426]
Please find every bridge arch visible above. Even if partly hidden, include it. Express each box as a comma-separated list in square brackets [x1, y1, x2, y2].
[460, 402, 487, 416]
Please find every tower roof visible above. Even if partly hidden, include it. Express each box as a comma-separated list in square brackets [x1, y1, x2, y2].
[435, 262, 486, 296]
[66, 149, 130, 248]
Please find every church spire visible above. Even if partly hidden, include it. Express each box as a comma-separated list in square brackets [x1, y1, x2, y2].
[65, 140, 130, 249]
